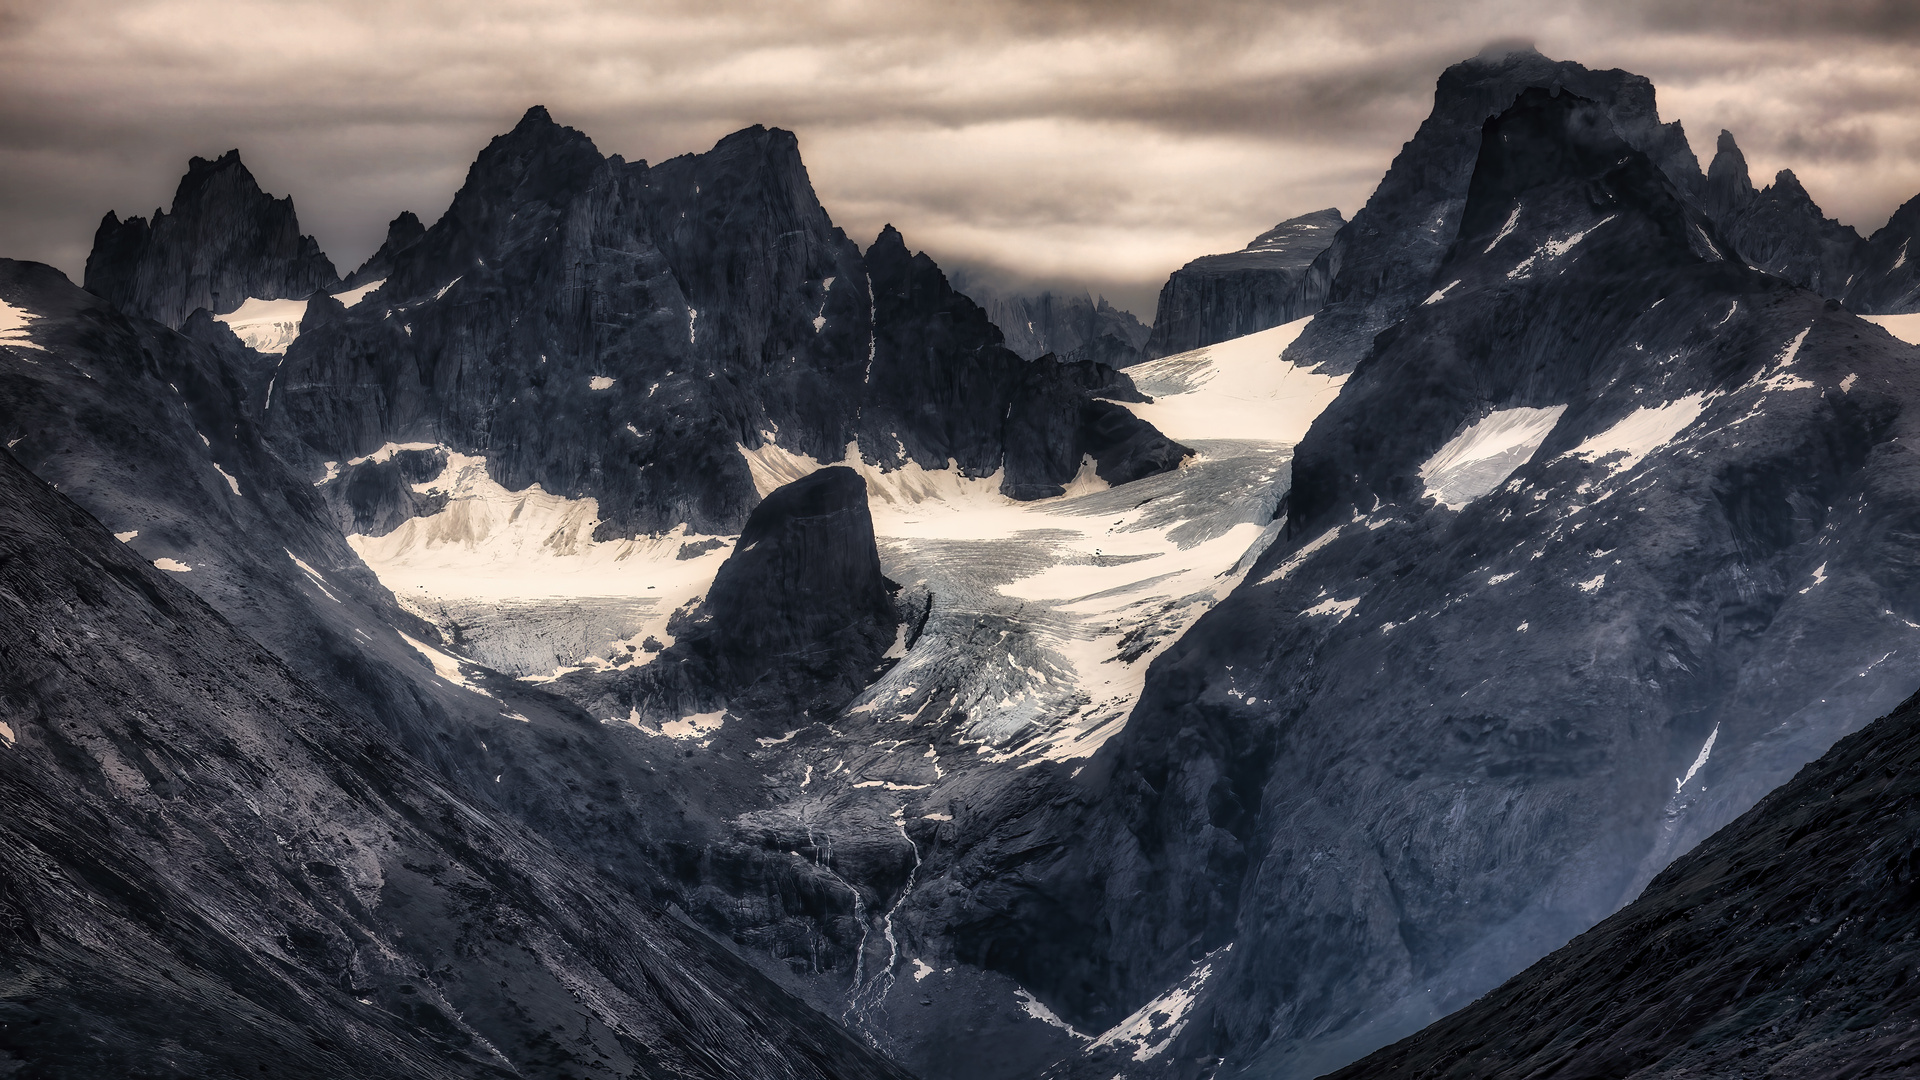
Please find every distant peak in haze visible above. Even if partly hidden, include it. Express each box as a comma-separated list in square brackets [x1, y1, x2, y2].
[1474, 38, 1540, 64]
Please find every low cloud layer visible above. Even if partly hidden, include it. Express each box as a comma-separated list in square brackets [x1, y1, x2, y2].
[3, 0, 1917, 316]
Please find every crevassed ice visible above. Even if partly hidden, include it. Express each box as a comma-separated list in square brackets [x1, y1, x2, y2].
[214, 296, 309, 355]
[739, 421, 1291, 763]
[1562, 393, 1707, 476]
[344, 444, 736, 678]
[1418, 405, 1567, 510]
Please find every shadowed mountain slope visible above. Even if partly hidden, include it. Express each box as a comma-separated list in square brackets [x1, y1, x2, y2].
[1323, 688, 1920, 1080]
[0, 446, 917, 1080]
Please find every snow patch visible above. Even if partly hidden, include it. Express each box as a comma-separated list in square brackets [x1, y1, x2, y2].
[332, 278, 385, 307]
[1117, 316, 1344, 442]
[1418, 405, 1567, 510]
[588, 375, 615, 390]
[1301, 595, 1359, 621]
[286, 549, 341, 604]
[1484, 203, 1522, 253]
[1016, 988, 1089, 1040]
[1865, 313, 1920, 347]
[1563, 393, 1707, 476]
[114, 530, 138, 543]
[398, 630, 494, 698]
[1423, 280, 1461, 305]
[1260, 526, 1343, 586]
[1088, 946, 1227, 1063]
[1576, 573, 1606, 593]
[435, 277, 461, 301]
[212, 296, 308, 355]
[0, 297, 46, 351]
[660, 710, 726, 739]
[1799, 561, 1828, 594]
[153, 558, 192, 572]
[1677, 724, 1718, 790]
[213, 463, 241, 496]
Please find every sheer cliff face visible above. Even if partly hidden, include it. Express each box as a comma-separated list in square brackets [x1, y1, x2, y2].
[83, 149, 338, 327]
[264, 109, 1183, 537]
[1143, 208, 1344, 359]
[956, 281, 1152, 367]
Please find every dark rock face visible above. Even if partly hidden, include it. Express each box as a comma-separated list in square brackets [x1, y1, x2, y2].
[1703, 132, 1864, 297]
[858, 226, 1189, 498]
[1702, 128, 1757, 222]
[979, 86, 1920, 1080]
[1142, 208, 1343, 358]
[1327, 690, 1920, 1080]
[82, 149, 338, 327]
[268, 109, 1184, 536]
[325, 446, 452, 536]
[0, 448, 917, 1080]
[1283, 46, 1705, 375]
[602, 466, 902, 719]
[1848, 191, 1920, 314]
[703, 466, 897, 670]
[955, 279, 1152, 366]
[341, 210, 426, 288]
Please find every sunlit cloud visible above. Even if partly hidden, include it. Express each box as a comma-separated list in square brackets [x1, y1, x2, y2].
[1, 0, 1916, 316]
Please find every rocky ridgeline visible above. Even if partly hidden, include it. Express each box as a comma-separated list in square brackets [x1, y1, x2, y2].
[1143, 207, 1345, 359]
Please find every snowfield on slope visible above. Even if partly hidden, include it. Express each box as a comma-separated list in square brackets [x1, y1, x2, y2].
[340, 318, 1341, 765]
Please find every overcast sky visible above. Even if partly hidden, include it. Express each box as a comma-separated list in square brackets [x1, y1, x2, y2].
[2, 0, 1918, 317]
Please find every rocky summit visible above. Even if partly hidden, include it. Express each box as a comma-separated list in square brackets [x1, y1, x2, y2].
[7, 38, 1920, 1080]
[1144, 208, 1345, 360]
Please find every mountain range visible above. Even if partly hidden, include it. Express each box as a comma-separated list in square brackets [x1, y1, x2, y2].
[6, 41, 1920, 1080]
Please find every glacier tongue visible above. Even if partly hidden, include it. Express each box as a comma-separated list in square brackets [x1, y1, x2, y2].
[212, 295, 309, 354]
[338, 445, 734, 678]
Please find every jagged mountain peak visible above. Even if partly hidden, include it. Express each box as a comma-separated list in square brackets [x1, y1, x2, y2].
[82, 145, 337, 327]
[1847, 187, 1920, 313]
[341, 209, 425, 287]
[869, 222, 909, 256]
[1704, 127, 1756, 220]
[1244, 206, 1345, 252]
[1768, 166, 1810, 199]
[462, 106, 604, 197]
[1283, 47, 1705, 375]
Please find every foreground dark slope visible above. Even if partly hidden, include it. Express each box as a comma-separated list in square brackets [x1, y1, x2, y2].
[0, 451, 914, 1079]
[1326, 690, 1920, 1080]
